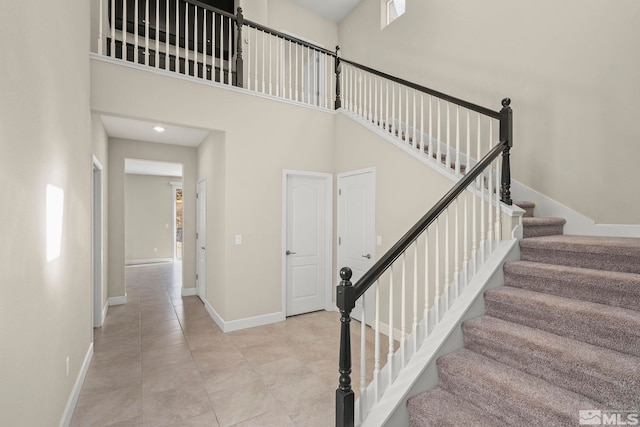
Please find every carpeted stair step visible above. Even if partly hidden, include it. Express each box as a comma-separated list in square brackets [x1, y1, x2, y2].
[504, 260, 640, 312]
[407, 387, 505, 427]
[515, 201, 535, 217]
[522, 216, 566, 238]
[437, 349, 598, 426]
[484, 287, 640, 357]
[463, 316, 640, 408]
[521, 234, 640, 274]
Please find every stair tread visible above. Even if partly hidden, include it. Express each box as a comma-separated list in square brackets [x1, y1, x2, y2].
[485, 286, 640, 356]
[521, 216, 566, 226]
[504, 260, 640, 311]
[514, 201, 535, 209]
[408, 387, 506, 427]
[438, 348, 598, 426]
[463, 315, 640, 407]
[521, 234, 640, 256]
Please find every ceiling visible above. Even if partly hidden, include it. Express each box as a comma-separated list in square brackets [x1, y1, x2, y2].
[101, 115, 210, 147]
[125, 158, 183, 177]
[289, 0, 362, 22]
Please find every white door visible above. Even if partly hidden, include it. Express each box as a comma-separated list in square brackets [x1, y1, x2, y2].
[337, 169, 376, 325]
[286, 174, 329, 316]
[196, 180, 206, 302]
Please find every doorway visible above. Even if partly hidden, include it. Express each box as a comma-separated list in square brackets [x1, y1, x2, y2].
[196, 179, 206, 302]
[337, 168, 376, 324]
[92, 156, 104, 328]
[283, 171, 332, 316]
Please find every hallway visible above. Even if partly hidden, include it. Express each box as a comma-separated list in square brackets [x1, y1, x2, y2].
[70, 262, 361, 426]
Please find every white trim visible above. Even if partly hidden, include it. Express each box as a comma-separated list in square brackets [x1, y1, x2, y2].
[361, 239, 520, 426]
[92, 156, 104, 328]
[101, 303, 109, 324]
[108, 295, 127, 306]
[171, 181, 183, 261]
[59, 342, 94, 427]
[125, 258, 173, 265]
[204, 299, 285, 333]
[282, 170, 334, 316]
[511, 180, 640, 237]
[91, 54, 338, 116]
[181, 287, 197, 296]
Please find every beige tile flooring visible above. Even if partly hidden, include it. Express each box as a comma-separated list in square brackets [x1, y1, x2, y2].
[70, 262, 385, 427]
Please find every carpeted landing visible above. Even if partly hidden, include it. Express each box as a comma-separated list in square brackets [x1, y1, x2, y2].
[407, 202, 640, 426]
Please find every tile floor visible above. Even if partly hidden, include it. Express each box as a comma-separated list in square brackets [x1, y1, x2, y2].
[70, 262, 386, 427]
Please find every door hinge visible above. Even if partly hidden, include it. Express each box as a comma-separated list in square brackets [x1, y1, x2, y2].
[196, 232, 198, 240]
[196, 274, 199, 280]
[339, 237, 341, 245]
[339, 189, 342, 196]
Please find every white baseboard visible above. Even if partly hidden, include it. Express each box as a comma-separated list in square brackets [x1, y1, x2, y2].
[511, 180, 640, 237]
[101, 303, 109, 324]
[59, 342, 94, 427]
[108, 295, 127, 306]
[203, 300, 285, 333]
[125, 258, 173, 266]
[181, 287, 197, 296]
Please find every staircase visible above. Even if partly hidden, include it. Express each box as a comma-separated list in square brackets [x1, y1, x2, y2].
[407, 202, 640, 426]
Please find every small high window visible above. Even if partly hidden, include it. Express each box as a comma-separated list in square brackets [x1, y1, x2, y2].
[385, 0, 406, 26]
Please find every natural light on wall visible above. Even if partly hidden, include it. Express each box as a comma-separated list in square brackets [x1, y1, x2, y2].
[46, 184, 64, 262]
[386, 0, 406, 26]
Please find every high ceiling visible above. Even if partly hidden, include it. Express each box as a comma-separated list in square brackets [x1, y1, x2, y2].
[289, 0, 362, 23]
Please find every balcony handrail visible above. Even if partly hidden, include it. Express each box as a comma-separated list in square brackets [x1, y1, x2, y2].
[339, 57, 500, 119]
[242, 18, 337, 56]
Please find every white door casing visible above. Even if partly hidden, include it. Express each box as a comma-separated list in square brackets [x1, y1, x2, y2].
[92, 156, 104, 328]
[337, 168, 376, 325]
[196, 179, 206, 302]
[284, 171, 332, 316]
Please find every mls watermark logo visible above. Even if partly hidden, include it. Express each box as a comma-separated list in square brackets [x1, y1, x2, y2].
[580, 409, 640, 425]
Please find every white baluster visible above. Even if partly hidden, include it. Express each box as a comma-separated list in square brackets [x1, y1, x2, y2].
[420, 94, 425, 154]
[253, 27, 258, 88]
[222, 14, 226, 82]
[464, 111, 471, 286]
[165, 0, 169, 69]
[423, 229, 429, 341]
[455, 106, 460, 175]
[392, 83, 396, 137]
[436, 100, 441, 165]
[434, 219, 440, 323]
[360, 293, 367, 421]
[268, 34, 273, 95]
[183, 1, 187, 72]
[454, 198, 460, 298]
[446, 103, 451, 170]
[202, 8, 207, 78]
[444, 208, 450, 310]
[405, 87, 409, 143]
[194, 5, 199, 75]
[401, 253, 406, 368]
[480, 116, 486, 264]
[397, 85, 402, 140]
[99, 0, 104, 55]
[172, 0, 176, 71]
[496, 150, 502, 241]
[374, 279, 381, 402]
[388, 266, 395, 384]
[156, 0, 160, 67]
[288, 41, 292, 99]
[368, 73, 373, 121]
[135, 0, 140, 63]
[123, 0, 127, 59]
[227, 17, 231, 84]
[363, 73, 368, 119]
[385, 80, 389, 130]
[261, 31, 266, 92]
[413, 91, 417, 150]
[276, 38, 281, 97]
[146, 0, 150, 66]
[110, 0, 115, 57]
[412, 240, 419, 352]
[488, 122, 494, 254]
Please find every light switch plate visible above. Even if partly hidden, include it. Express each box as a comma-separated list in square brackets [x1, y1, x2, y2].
[235, 234, 242, 245]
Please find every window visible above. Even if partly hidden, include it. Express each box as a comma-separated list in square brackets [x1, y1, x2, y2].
[385, 0, 406, 26]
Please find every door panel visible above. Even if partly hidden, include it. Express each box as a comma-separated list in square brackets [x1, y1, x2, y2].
[286, 175, 327, 316]
[338, 170, 375, 324]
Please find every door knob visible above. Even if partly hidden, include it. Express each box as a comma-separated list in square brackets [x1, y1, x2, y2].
[286, 250, 296, 255]
[362, 254, 371, 259]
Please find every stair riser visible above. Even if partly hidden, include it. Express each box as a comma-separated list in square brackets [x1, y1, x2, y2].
[504, 270, 640, 312]
[438, 361, 580, 426]
[463, 323, 640, 408]
[522, 225, 564, 238]
[521, 247, 640, 274]
[484, 294, 640, 357]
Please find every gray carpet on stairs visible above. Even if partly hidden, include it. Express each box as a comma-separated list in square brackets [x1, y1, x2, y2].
[407, 201, 640, 426]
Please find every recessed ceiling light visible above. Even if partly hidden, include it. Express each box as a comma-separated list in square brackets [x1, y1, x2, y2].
[153, 126, 165, 133]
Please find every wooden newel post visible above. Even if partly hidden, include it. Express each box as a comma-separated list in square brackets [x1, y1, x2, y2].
[336, 267, 355, 427]
[235, 7, 244, 88]
[499, 98, 513, 205]
[335, 46, 342, 110]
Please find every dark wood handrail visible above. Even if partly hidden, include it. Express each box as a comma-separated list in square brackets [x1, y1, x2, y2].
[339, 58, 501, 119]
[242, 18, 337, 56]
[353, 138, 507, 301]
